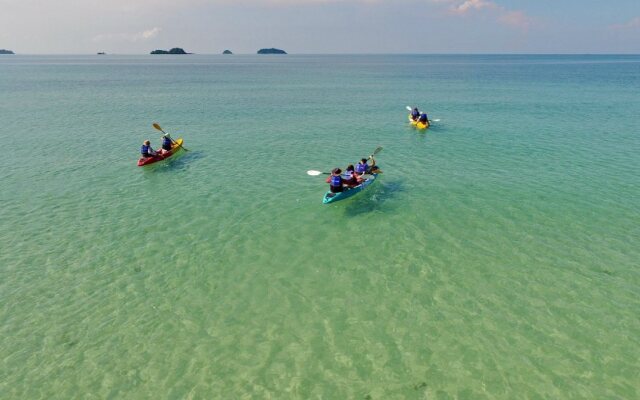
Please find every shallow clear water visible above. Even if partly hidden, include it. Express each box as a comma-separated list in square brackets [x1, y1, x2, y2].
[1, 54, 639, 399]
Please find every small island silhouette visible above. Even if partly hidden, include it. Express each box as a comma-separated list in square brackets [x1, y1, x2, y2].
[150, 48, 190, 55]
[222, 50, 233, 55]
[0, 49, 15, 55]
[257, 48, 287, 55]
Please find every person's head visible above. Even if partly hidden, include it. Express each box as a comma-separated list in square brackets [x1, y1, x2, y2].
[332, 168, 342, 175]
[144, 140, 150, 145]
[346, 164, 354, 172]
[414, 107, 418, 111]
[360, 158, 368, 164]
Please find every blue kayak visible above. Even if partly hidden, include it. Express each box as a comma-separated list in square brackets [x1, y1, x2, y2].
[323, 173, 379, 204]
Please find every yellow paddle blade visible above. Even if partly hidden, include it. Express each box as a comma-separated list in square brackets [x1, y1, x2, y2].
[152, 123, 163, 131]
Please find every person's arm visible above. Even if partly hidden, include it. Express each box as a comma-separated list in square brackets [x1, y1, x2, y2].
[368, 157, 376, 168]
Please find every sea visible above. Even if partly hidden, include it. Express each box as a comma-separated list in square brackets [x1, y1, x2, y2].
[1, 54, 639, 399]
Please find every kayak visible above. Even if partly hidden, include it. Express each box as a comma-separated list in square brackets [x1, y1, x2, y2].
[137, 138, 184, 166]
[408, 115, 429, 130]
[323, 172, 379, 204]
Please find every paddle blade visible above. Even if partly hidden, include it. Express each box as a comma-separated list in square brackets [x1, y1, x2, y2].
[372, 146, 383, 156]
[406, 106, 412, 111]
[152, 123, 163, 131]
[307, 170, 324, 176]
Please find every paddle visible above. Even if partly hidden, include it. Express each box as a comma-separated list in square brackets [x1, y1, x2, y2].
[370, 145, 383, 159]
[307, 170, 330, 176]
[152, 123, 189, 152]
[406, 106, 440, 123]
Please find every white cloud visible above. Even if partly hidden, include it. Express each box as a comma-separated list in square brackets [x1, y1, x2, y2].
[141, 27, 161, 39]
[92, 27, 161, 43]
[451, 0, 497, 15]
[446, 0, 531, 30]
[610, 17, 640, 30]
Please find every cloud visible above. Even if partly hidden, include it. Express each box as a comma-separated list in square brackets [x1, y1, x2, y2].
[451, 0, 497, 15]
[92, 27, 161, 42]
[499, 10, 531, 29]
[141, 27, 161, 39]
[610, 17, 640, 30]
[446, 0, 531, 30]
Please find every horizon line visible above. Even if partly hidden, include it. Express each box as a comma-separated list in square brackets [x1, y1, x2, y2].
[3, 52, 640, 56]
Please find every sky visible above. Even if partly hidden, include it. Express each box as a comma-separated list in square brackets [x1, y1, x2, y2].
[0, 0, 639, 54]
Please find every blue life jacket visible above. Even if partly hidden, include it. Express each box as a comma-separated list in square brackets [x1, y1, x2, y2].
[355, 163, 367, 174]
[412, 109, 420, 118]
[342, 170, 354, 180]
[162, 136, 172, 150]
[141, 144, 152, 156]
[330, 175, 343, 187]
[419, 113, 428, 123]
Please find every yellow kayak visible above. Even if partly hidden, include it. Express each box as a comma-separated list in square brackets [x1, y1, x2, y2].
[408, 114, 429, 130]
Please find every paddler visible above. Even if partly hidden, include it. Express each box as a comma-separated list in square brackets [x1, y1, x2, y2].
[355, 156, 376, 176]
[419, 112, 429, 125]
[411, 107, 420, 121]
[140, 140, 158, 159]
[159, 133, 173, 155]
[342, 165, 361, 187]
[326, 168, 345, 193]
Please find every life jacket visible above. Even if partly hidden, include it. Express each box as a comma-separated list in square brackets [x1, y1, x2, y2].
[141, 144, 152, 156]
[419, 113, 428, 123]
[355, 163, 367, 174]
[330, 175, 343, 187]
[162, 136, 172, 150]
[342, 170, 354, 180]
[412, 109, 420, 118]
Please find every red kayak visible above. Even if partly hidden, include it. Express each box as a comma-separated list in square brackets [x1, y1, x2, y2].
[137, 138, 184, 167]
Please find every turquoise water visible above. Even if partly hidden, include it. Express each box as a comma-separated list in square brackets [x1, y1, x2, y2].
[1, 54, 639, 399]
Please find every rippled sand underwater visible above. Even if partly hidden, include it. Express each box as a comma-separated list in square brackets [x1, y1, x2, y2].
[1, 54, 639, 398]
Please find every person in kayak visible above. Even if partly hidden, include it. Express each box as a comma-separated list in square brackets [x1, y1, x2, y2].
[355, 156, 376, 176]
[411, 107, 420, 121]
[326, 168, 345, 193]
[419, 112, 429, 124]
[342, 165, 362, 187]
[140, 140, 158, 159]
[159, 134, 173, 154]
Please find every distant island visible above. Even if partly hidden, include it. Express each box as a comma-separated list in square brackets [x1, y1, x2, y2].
[150, 48, 190, 55]
[97, 52, 106, 55]
[257, 48, 287, 55]
[222, 50, 233, 55]
[0, 49, 15, 54]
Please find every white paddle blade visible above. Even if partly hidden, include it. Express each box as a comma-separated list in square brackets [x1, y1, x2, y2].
[406, 106, 412, 111]
[432, 119, 441, 122]
[307, 170, 323, 176]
